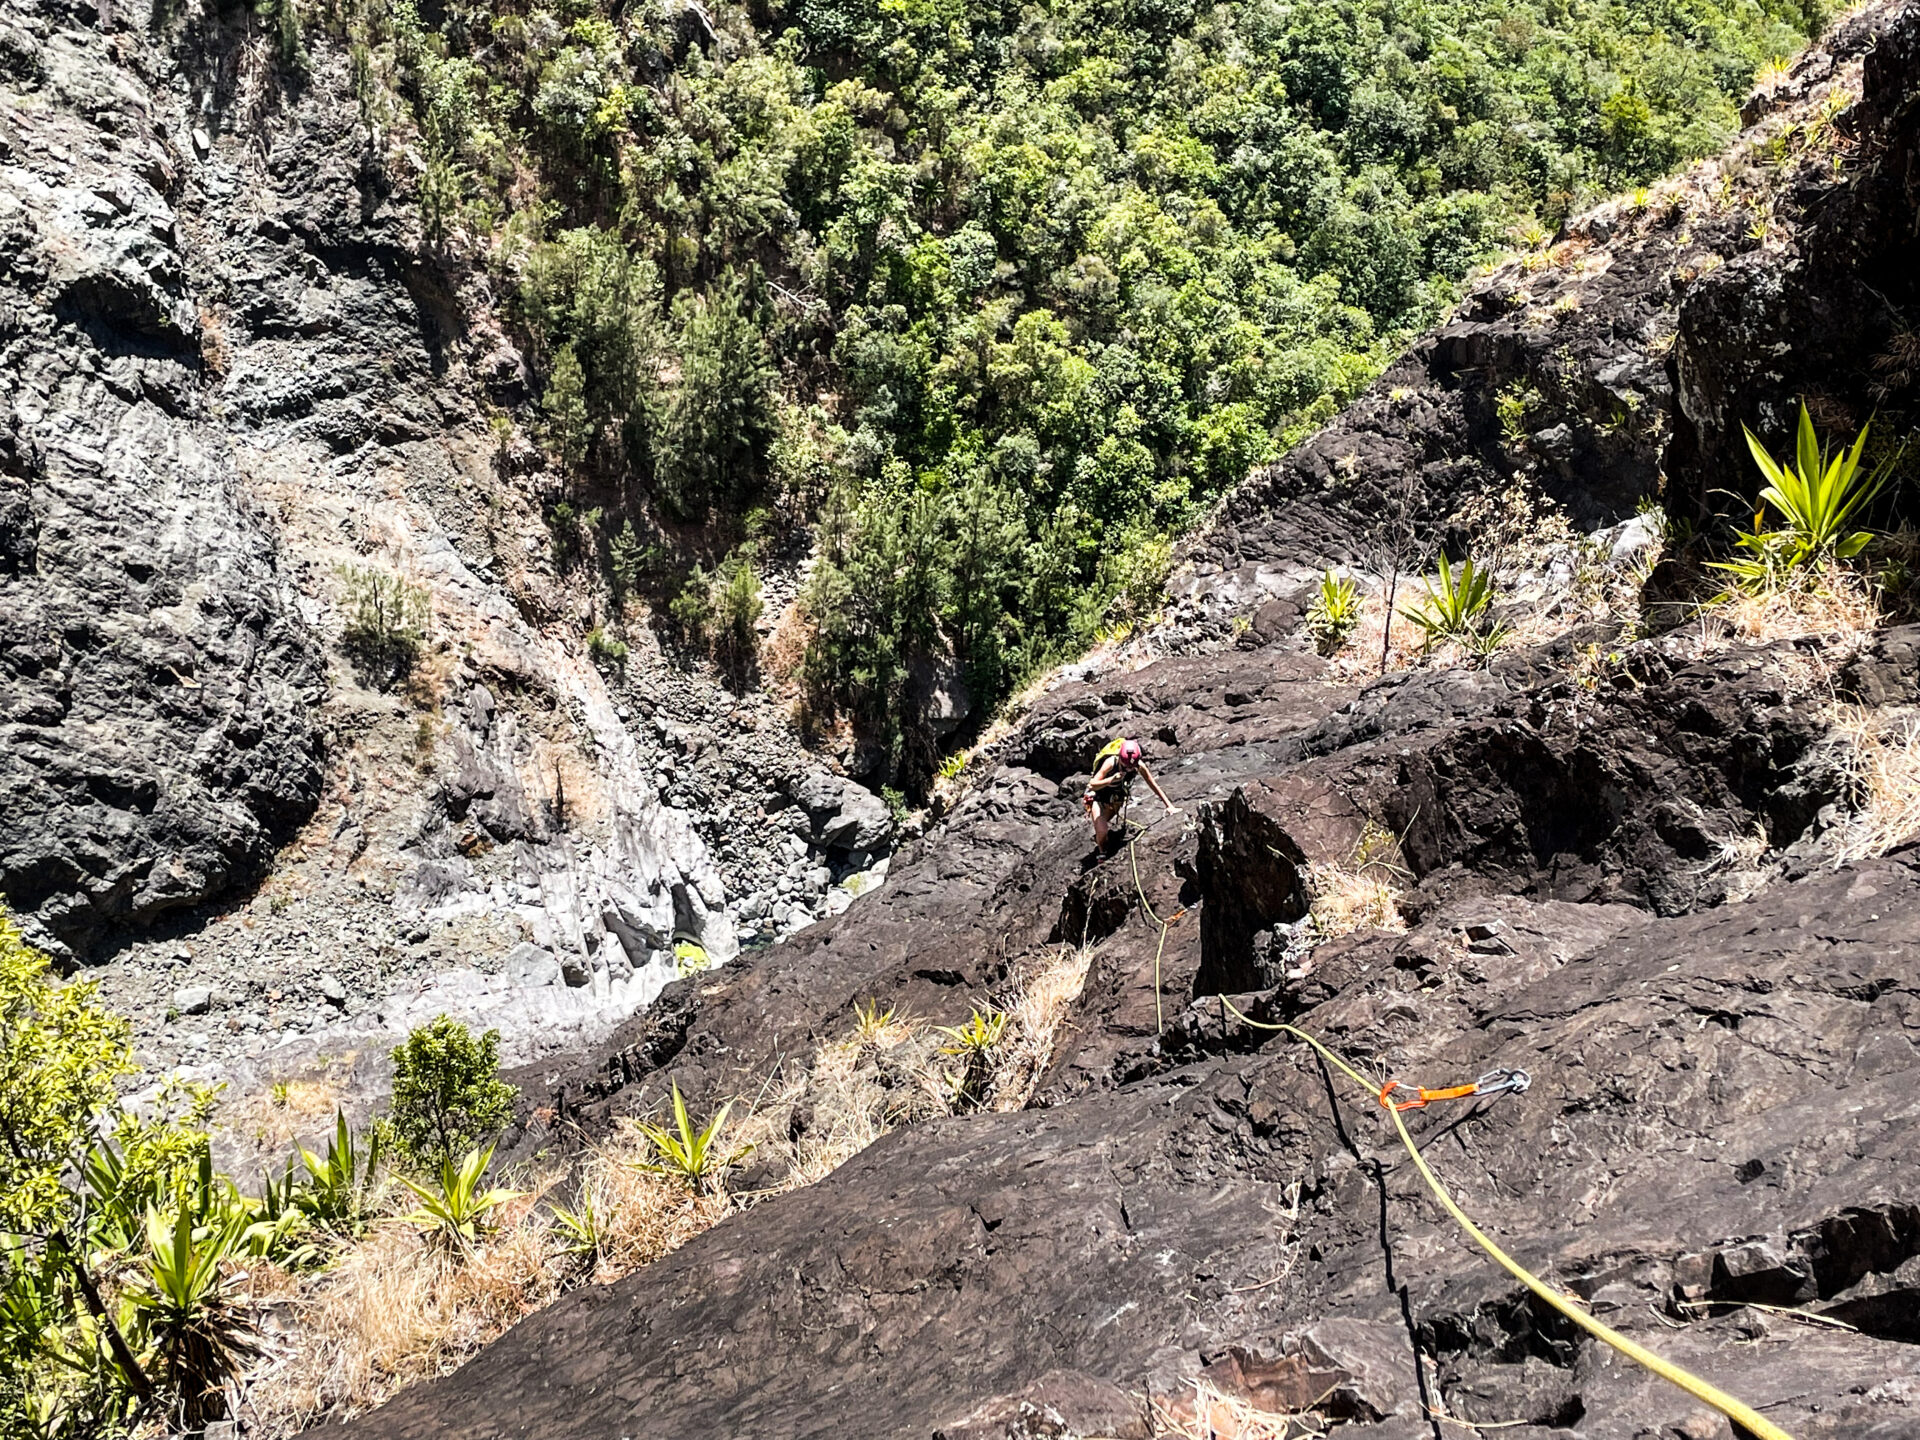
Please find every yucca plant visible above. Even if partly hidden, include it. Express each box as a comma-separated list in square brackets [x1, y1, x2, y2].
[1303, 569, 1361, 655]
[548, 1188, 605, 1269]
[1400, 553, 1497, 650]
[633, 1084, 750, 1196]
[1712, 403, 1895, 590]
[936, 1008, 1008, 1111]
[134, 1204, 262, 1429]
[851, 997, 898, 1044]
[399, 1143, 523, 1255]
[295, 1110, 383, 1235]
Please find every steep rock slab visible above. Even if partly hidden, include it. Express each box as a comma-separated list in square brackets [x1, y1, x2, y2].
[337, 855, 1920, 1440]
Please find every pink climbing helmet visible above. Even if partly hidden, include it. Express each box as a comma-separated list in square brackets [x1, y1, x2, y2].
[1119, 739, 1143, 767]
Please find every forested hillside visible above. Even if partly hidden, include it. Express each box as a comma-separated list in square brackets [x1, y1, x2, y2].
[360, 0, 1823, 782]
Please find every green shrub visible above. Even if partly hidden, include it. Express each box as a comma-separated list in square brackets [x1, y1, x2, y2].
[543, 346, 592, 471]
[0, 911, 153, 1416]
[338, 565, 429, 688]
[608, 519, 665, 599]
[669, 565, 715, 640]
[669, 551, 762, 670]
[387, 1017, 517, 1174]
[715, 553, 763, 666]
[586, 626, 628, 666]
[371, 0, 1820, 761]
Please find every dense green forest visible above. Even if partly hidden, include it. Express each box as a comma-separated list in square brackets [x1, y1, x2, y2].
[350, 0, 1826, 784]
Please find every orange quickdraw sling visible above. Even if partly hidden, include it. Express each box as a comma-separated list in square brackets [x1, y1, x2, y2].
[1377, 1066, 1531, 1111]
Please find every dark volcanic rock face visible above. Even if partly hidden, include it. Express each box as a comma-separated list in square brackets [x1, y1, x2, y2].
[0, 4, 330, 959]
[347, 849, 1920, 1440]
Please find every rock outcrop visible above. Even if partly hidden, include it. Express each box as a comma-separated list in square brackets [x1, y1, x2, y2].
[0, 13, 327, 961]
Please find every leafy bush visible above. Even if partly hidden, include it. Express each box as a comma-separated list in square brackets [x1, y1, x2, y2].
[387, 1017, 518, 1174]
[586, 625, 628, 666]
[543, 345, 592, 471]
[1712, 403, 1896, 590]
[714, 553, 763, 667]
[338, 565, 429, 688]
[0, 911, 155, 1416]
[1304, 570, 1362, 654]
[670, 550, 762, 671]
[372, 0, 1816, 766]
[669, 566, 715, 639]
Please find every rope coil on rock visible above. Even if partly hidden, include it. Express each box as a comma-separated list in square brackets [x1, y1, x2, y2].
[1214, 996, 1797, 1440]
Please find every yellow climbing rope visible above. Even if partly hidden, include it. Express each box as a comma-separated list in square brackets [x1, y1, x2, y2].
[1216, 997, 1797, 1440]
[1126, 832, 1184, 1034]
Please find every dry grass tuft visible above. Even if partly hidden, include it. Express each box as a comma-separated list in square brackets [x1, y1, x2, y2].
[1151, 1378, 1328, 1439]
[241, 1139, 721, 1436]
[1825, 706, 1920, 864]
[732, 1005, 954, 1192]
[1307, 823, 1409, 938]
[242, 1183, 565, 1434]
[990, 944, 1097, 1111]
[241, 958, 1102, 1434]
[219, 1075, 348, 1159]
[1324, 589, 1425, 680]
[1706, 566, 1881, 648]
[566, 1141, 731, 1282]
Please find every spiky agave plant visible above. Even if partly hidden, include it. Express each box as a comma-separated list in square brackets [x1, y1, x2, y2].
[295, 1110, 384, 1236]
[399, 1143, 524, 1256]
[935, 1009, 1008, 1112]
[1303, 569, 1361, 655]
[633, 1084, 751, 1196]
[1713, 403, 1896, 590]
[135, 1204, 263, 1430]
[548, 1186, 606, 1270]
[1400, 553, 1497, 650]
[851, 997, 899, 1045]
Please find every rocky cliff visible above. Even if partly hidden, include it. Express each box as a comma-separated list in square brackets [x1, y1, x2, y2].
[0, 0, 901, 1082]
[327, 6, 1920, 1437]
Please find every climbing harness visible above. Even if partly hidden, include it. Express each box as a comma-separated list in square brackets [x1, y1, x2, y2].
[1213, 995, 1797, 1440]
[1376, 1066, 1531, 1112]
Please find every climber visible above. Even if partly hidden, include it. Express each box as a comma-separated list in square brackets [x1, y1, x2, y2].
[1083, 737, 1178, 846]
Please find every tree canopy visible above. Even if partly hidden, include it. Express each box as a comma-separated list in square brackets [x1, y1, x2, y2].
[350, 0, 1828, 782]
